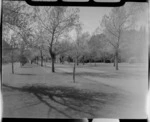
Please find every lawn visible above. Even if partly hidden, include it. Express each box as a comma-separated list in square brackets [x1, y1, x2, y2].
[2, 62, 148, 118]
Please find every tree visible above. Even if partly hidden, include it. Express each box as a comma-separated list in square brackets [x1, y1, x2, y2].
[70, 30, 91, 82]
[33, 7, 79, 72]
[101, 3, 145, 70]
[3, 1, 33, 68]
[88, 34, 103, 65]
[89, 33, 114, 63]
[97, 34, 108, 63]
[55, 35, 73, 64]
[70, 23, 84, 83]
[30, 28, 47, 66]
[120, 28, 148, 63]
[3, 1, 24, 73]
[74, 23, 84, 65]
[2, 31, 19, 74]
[71, 42, 78, 83]
[77, 32, 91, 65]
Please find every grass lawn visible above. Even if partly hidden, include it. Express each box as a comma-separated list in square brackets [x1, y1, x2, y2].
[2, 62, 148, 118]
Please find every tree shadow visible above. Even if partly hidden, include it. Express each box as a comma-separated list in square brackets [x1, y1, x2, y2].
[21, 66, 33, 68]
[15, 73, 37, 76]
[2, 83, 118, 118]
[44, 65, 51, 68]
[61, 72, 118, 78]
[20, 63, 38, 68]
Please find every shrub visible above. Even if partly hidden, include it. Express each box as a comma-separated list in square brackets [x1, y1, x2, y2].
[2, 55, 11, 64]
[20, 55, 28, 66]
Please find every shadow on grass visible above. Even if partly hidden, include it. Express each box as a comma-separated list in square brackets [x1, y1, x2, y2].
[21, 66, 33, 68]
[60, 72, 118, 78]
[15, 73, 37, 76]
[21, 66, 37, 68]
[2, 83, 118, 118]
[20, 63, 39, 68]
[44, 65, 51, 68]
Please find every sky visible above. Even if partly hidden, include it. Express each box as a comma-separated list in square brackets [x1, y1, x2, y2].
[69, 3, 148, 39]
[69, 7, 112, 39]
[78, 7, 111, 33]
[77, 5, 148, 34]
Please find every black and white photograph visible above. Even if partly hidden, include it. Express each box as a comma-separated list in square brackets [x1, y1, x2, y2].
[1, 0, 149, 119]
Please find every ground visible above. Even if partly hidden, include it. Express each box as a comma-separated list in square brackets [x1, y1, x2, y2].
[2, 62, 148, 118]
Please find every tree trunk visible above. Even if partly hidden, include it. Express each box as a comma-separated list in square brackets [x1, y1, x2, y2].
[49, 48, 55, 73]
[115, 51, 119, 70]
[51, 57, 55, 72]
[73, 61, 76, 83]
[40, 50, 43, 67]
[11, 47, 14, 74]
[113, 55, 115, 67]
[76, 57, 79, 66]
[20, 44, 25, 67]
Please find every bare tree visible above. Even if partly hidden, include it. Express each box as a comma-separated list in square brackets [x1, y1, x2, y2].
[70, 23, 83, 83]
[33, 7, 79, 72]
[71, 42, 78, 83]
[74, 23, 83, 65]
[101, 3, 144, 70]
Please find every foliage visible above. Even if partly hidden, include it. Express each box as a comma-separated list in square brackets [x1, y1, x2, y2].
[20, 55, 29, 65]
[2, 1, 148, 68]
[120, 28, 148, 63]
[32, 6, 80, 72]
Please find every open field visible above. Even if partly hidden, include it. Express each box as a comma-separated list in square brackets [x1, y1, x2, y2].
[2, 62, 148, 118]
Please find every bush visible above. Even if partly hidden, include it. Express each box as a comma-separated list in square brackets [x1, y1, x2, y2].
[2, 55, 11, 64]
[20, 55, 28, 66]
